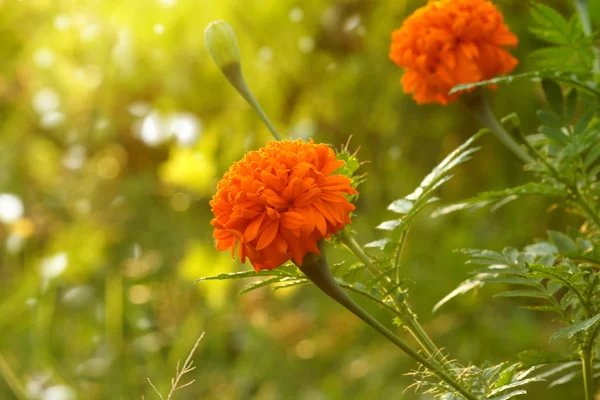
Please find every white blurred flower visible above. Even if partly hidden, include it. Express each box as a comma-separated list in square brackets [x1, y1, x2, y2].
[34, 48, 55, 69]
[136, 110, 202, 147]
[40, 111, 65, 128]
[40, 253, 68, 280]
[140, 112, 168, 146]
[167, 113, 202, 146]
[42, 385, 77, 400]
[32, 88, 60, 114]
[298, 36, 315, 53]
[62, 145, 87, 170]
[0, 193, 24, 223]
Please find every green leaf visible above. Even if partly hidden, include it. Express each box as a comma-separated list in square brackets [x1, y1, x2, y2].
[573, 109, 596, 137]
[375, 219, 402, 231]
[550, 314, 600, 341]
[271, 279, 310, 291]
[488, 377, 544, 397]
[364, 239, 390, 250]
[542, 79, 564, 115]
[239, 277, 284, 294]
[487, 390, 527, 400]
[540, 125, 569, 142]
[449, 71, 600, 99]
[195, 269, 294, 283]
[520, 305, 558, 313]
[387, 199, 413, 214]
[517, 350, 572, 367]
[523, 242, 558, 256]
[584, 142, 600, 167]
[565, 89, 577, 123]
[433, 279, 482, 312]
[494, 290, 547, 299]
[530, 4, 569, 45]
[536, 109, 562, 127]
[432, 183, 566, 217]
[547, 231, 577, 253]
[548, 371, 579, 387]
[483, 276, 540, 287]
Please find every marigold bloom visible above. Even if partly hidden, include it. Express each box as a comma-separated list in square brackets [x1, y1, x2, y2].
[389, 0, 518, 105]
[210, 139, 357, 271]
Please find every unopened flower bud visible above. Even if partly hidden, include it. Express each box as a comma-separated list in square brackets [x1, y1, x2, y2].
[204, 20, 241, 70]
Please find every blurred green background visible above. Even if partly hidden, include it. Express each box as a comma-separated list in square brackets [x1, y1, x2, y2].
[1, 0, 598, 399]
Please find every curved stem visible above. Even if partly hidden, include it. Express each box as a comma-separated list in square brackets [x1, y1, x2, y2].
[221, 63, 283, 141]
[461, 92, 534, 164]
[299, 249, 480, 400]
[338, 231, 448, 368]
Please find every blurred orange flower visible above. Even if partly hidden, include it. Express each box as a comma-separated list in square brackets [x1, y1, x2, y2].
[210, 139, 357, 271]
[389, 0, 518, 105]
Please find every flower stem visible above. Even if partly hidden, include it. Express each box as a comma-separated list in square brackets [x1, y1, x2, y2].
[221, 63, 283, 141]
[299, 248, 480, 400]
[581, 343, 595, 400]
[338, 231, 448, 369]
[461, 92, 534, 164]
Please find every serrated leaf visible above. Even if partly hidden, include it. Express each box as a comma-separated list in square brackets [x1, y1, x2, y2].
[523, 242, 558, 256]
[565, 89, 577, 122]
[195, 269, 293, 283]
[502, 247, 519, 264]
[534, 361, 579, 379]
[540, 125, 569, 142]
[488, 377, 544, 397]
[548, 371, 578, 387]
[376, 219, 402, 231]
[239, 277, 284, 294]
[573, 109, 596, 137]
[550, 314, 600, 341]
[449, 71, 600, 98]
[364, 239, 390, 250]
[547, 231, 577, 253]
[387, 199, 413, 214]
[518, 350, 573, 368]
[494, 364, 518, 388]
[433, 279, 482, 312]
[432, 183, 566, 217]
[271, 279, 310, 291]
[530, 4, 569, 45]
[536, 109, 563, 127]
[520, 305, 558, 312]
[483, 276, 540, 287]
[542, 79, 564, 115]
[487, 390, 527, 400]
[494, 290, 547, 299]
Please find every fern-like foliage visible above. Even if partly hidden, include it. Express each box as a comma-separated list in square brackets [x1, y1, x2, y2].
[529, 3, 596, 72]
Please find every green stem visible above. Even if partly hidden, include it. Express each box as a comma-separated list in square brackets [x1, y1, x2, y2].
[338, 231, 447, 367]
[462, 92, 534, 164]
[221, 63, 283, 141]
[299, 248, 479, 400]
[581, 343, 595, 400]
[0, 353, 27, 400]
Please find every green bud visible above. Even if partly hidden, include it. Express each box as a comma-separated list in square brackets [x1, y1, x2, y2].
[204, 20, 241, 70]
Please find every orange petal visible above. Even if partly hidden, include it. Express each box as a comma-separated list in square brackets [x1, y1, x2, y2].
[256, 219, 280, 250]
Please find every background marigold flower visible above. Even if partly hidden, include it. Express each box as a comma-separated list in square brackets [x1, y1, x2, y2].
[210, 139, 357, 271]
[389, 0, 518, 105]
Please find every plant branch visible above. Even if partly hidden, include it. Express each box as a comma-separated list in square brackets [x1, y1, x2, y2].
[299, 247, 480, 400]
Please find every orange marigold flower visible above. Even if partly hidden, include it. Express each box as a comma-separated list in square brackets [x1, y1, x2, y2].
[210, 139, 357, 271]
[389, 0, 518, 105]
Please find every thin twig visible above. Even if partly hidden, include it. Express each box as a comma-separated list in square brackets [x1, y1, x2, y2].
[146, 332, 205, 400]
